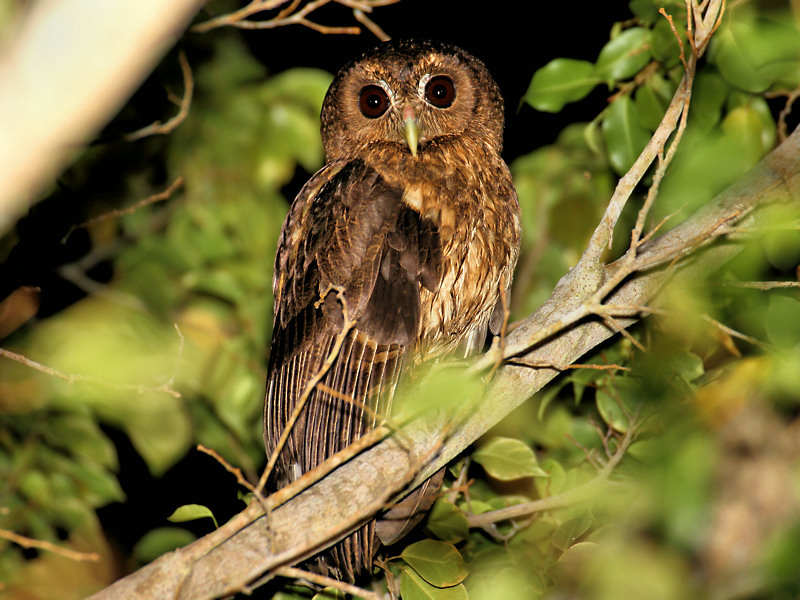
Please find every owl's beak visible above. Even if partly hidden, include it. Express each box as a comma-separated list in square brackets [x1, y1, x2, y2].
[402, 105, 419, 157]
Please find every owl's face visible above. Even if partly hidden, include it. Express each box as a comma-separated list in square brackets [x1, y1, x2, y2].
[320, 40, 504, 162]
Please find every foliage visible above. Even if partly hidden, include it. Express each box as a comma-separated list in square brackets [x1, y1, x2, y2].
[1, 1, 799, 599]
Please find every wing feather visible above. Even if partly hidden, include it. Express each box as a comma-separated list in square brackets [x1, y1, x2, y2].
[264, 159, 441, 580]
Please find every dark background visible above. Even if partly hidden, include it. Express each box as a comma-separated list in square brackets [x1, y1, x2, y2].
[244, 0, 635, 159]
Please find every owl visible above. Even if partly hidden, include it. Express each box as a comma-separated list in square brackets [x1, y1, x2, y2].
[264, 39, 520, 581]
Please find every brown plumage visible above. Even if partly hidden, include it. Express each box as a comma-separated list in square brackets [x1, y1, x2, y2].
[264, 39, 520, 581]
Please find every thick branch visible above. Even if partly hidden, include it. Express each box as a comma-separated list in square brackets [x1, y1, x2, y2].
[0, 0, 202, 233]
[88, 126, 800, 600]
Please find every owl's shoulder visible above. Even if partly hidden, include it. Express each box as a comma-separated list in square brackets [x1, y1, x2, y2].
[273, 156, 443, 340]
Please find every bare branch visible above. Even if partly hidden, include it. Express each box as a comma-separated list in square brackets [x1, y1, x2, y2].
[0, 0, 201, 233]
[0, 528, 101, 563]
[123, 51, 194, 142]
[0, 347, 182, 398]
[76, 176, 184, 231]
[191, 0, 400, 36]
[274, 566, 381, 600]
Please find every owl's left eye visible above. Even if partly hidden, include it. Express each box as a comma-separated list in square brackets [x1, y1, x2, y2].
[359, 85, 390, 118]
[424, 75, 456, 108]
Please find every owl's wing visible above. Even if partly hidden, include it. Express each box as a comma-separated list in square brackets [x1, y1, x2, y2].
[264, 158, 441, 579]
[264, 157, 441, 485]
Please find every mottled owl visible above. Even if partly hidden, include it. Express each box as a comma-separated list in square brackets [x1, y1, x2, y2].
[264, 38, 520, 581]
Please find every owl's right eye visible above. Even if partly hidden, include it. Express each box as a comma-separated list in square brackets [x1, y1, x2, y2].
[358, 85, 390, 118]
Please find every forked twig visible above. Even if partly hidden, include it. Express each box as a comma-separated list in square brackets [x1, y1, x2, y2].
[192, 0, 400, 35]
[123, 51, 193, 141]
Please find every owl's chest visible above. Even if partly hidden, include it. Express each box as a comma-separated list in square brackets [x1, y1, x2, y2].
[399, 170, 520, 347]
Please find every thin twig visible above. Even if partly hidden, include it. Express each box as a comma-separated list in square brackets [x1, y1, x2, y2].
[718, 280, 800, 290]
[0, 347, 182, 398]
[353, 8, 390, 40]
[274, 566, 381, 600]
[0, 528, 101, 562]
[76, 176, 184, 230]
[197, 444, 259, 494]
[600, 313, 646, 352]
[766, 86, 800, 143]
[701, 313, 770, 350]
[659, 8, 688, 70]
[192, 0, 399, 35]
[517, 361, 630, 372]
[123, 51, 193, 141]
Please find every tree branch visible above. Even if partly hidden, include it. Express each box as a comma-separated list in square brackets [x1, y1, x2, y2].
[88, 124, 800, 600]
[0, 0, 202, 233]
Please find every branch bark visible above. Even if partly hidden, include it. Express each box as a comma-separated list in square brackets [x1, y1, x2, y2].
[88, 125, 800, 600]
[0, 0, 203, 233]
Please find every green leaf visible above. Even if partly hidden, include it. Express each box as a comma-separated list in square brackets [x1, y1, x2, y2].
[602, 95, 651, 175]
[133, 527, 196, 564]
[394, 364, 479, 421]
[764, 295, 800, 349]
[311, 587, 346, 600]
[536, 383, 564, 420]
[628, 0, 662, 24]
[569, 366, 606, 406]
[688, 70, 729, 136]
[525, 58, 599, 112]
[669, 352, 705, 384]
[711, 17, 800, 92]
[426, 500, 469, 543]
[627, 438, 665, 462]
[535, 458, 566, 497]
[722, 98, 776, 157]
[167, 504, 219, 528]
[472, 437, 549, 480]
[25, 298, 193, 476]
[462, 499, 493, 515]
[400, 566, 469, 600]
[595, 28, 652, 81]
[401, 540, 469, 587]
[551, 518, 593, 551]
[47, 413, 118, 470]
[69, 458, 125, 506]
[634, 73, 676, 132]
[596, 389, 629, 433]
[19, 470, 50, 505]
[650, 16, 688, 67]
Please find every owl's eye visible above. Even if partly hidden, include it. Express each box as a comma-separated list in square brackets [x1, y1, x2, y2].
[358, 85, 390, 118]
[424, 75, 456, 108]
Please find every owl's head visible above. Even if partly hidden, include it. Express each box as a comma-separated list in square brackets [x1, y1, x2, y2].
[320, 39, 505, 162]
